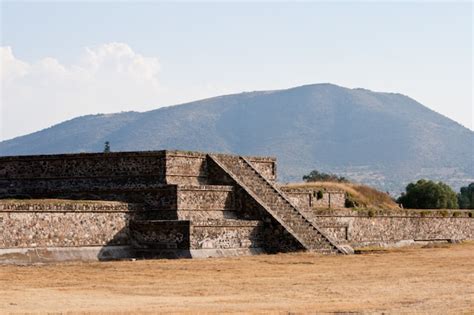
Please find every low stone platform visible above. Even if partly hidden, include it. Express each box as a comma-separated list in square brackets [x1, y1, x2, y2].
[0, 198, 300, 263]
[1, 150, 472, 263]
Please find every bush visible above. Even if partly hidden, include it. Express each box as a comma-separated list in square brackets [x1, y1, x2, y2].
[303, 170, 348, 183]
[397, 179, 458, 209]
[458, 183, 474, 209]
[316, 190, 324, 200]
[345, 195, 357, 208]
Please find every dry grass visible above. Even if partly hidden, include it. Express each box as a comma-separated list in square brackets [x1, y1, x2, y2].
[285, 181, 400, 209]
[1, 242, 473, 314]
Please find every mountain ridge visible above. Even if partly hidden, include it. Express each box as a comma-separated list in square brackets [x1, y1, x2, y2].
[1, 83, 473, 194]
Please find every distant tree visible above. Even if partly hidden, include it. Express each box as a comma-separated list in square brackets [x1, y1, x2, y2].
[458, 183, 474, 209]
[302, 170, 348, 183]
[397, 179, 458, 209]
[103, 141, 111, 153]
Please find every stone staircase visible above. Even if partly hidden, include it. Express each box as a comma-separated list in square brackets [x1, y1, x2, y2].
[208, 154, 353, 255]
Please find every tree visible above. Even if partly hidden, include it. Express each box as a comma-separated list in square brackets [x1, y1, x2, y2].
[397, 179, 458, 209]
[302, 170, 348, 183]
[458, 183, 474, 209]
[103, 141, 111, 153]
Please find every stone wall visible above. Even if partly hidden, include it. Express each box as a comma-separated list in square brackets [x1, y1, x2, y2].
[191, 220, 301, 252]
[165, 151, 207, 185]
[304, 209, 474, 247]
[132, 219, 302, 252]
[0, 150, 276, 196]
[0, 200, 140, 249]
[0, 151, 167, 180]
[0, 197, 302, 256]
[175, 185, 236, 220]
[1, 199, 472, 262]
[281, 187, 346, 209]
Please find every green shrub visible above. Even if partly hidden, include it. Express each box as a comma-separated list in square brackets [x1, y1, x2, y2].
[458, 183, 474, 209]
[345, 196, 357, 208]
[316, 190, 324, 200]
[303, 170, 348, 183]
[397, 179, 458, 209]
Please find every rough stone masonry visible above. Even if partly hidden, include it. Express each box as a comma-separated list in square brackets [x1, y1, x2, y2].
[0, 150, 472, 263]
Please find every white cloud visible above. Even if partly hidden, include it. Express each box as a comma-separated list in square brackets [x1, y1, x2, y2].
[0, 43, 161, 141]
[1, 46, 30, 82]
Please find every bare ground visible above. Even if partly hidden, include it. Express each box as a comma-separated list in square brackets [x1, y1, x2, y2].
[1, 243, 473, 314]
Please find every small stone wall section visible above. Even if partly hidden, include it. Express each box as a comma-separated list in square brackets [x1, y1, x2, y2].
[132, 219, 302, 252]
[0, 200, 138, 248]
[281, 187, 346, 209]
[164, 151, 276, 184]
[177, 185, 234, 210]
[0, 151, 167, 180]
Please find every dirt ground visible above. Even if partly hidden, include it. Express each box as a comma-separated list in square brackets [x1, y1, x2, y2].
[1, 243, 473, 314]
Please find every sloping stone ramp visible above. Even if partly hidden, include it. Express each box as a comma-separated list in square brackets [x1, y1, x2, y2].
[208, 154, 353, 255]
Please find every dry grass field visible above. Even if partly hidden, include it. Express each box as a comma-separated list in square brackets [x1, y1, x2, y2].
[1, 242, 473, 314]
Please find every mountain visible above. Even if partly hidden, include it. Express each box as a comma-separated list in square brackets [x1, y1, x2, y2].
[1, 83, 473, 194]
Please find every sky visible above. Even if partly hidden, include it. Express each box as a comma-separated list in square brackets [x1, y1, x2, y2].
[0, 1, 472, 141]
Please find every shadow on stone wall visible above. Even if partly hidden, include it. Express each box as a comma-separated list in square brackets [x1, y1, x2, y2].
[7, 186, 184, 260]
[96, 220, 289, 260]
[1, 188, 186, 261]
[97, 219, 192, 261]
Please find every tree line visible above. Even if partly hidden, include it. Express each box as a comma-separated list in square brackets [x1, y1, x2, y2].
[397, 180, 473, 209]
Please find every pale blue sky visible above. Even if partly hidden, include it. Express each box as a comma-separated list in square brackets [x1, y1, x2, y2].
[1, 1, 472, 140]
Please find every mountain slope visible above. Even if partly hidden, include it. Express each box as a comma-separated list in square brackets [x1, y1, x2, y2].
[1, 83, 473, 194]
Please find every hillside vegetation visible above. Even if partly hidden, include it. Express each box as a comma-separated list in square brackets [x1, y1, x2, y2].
[1, 83, 473, 193]
[285, 181, 400, 210]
